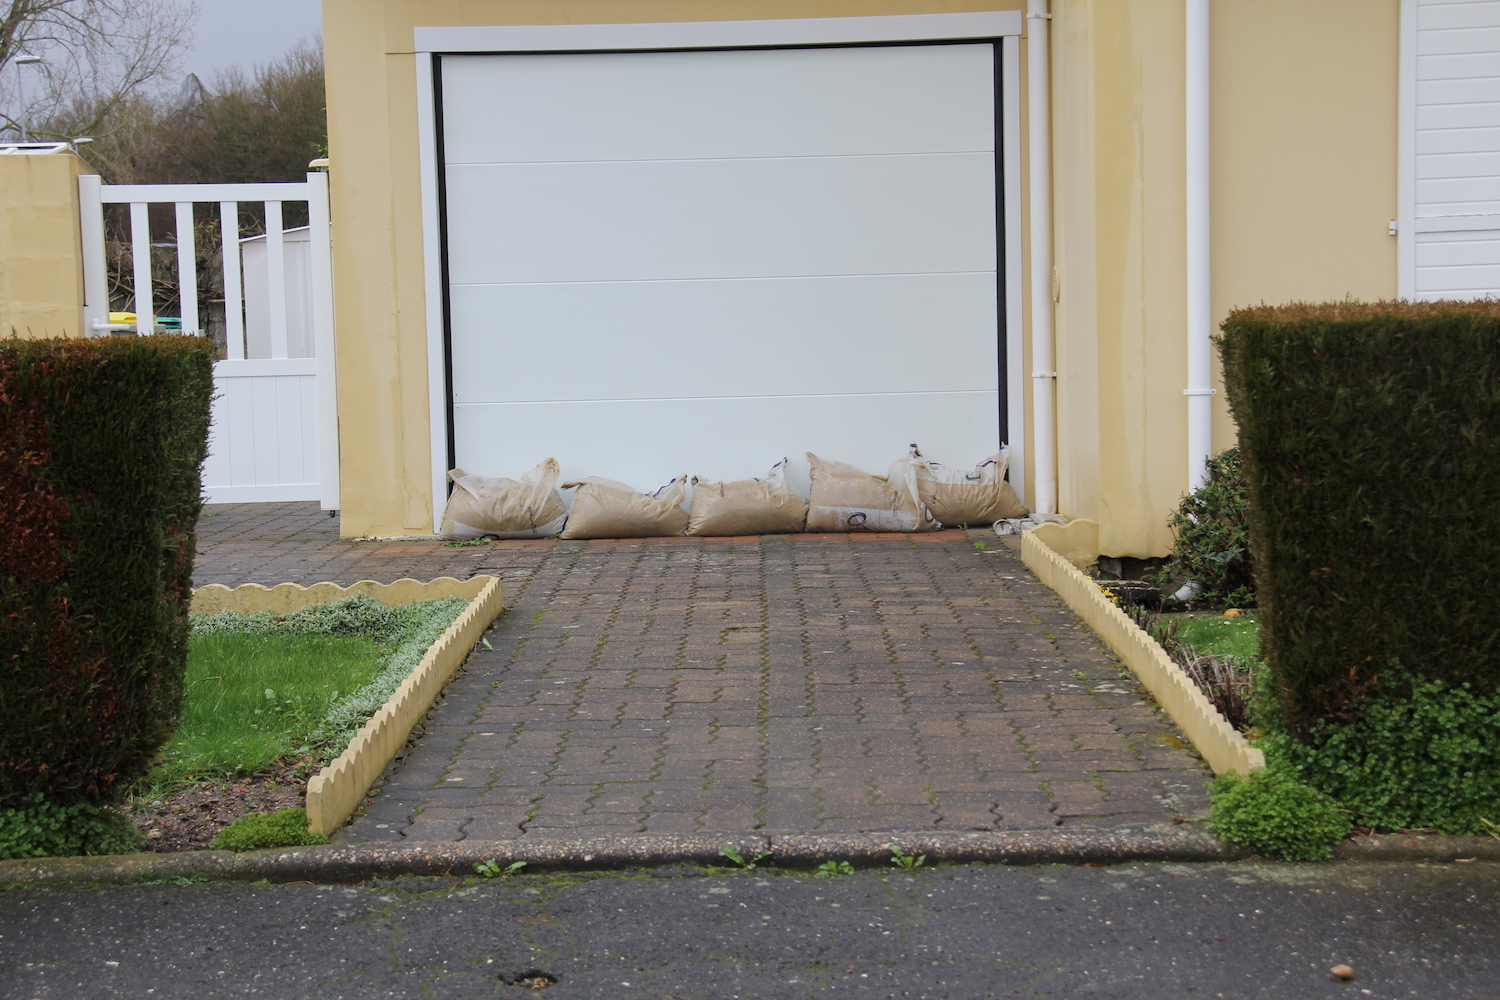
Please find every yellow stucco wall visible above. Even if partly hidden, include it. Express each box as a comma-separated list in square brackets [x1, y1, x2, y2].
[1050, 0, 1398, 557]
[0, 153, 90, 339]
[324, 0, 1399, 546]
[1210, 0, 1400, 447]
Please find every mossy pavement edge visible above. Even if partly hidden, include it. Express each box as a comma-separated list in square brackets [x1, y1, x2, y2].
[3, 830, 1497, 886]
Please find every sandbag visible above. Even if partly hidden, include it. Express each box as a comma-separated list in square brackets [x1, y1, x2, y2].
[908, 444, 1028, 526]
[438, 460, 568, 539]
[559, 476, 689, 539]
[687, 459, 808, 536]
[804, 452, 941, 533]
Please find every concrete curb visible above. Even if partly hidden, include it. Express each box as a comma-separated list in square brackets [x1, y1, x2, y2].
[1332, 834, 1500, 862]
[3, 829, 1245, 886]
[4, 830, 1495, 887]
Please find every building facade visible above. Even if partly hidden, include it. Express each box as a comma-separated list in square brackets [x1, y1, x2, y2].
[322, 1, 1459, 555]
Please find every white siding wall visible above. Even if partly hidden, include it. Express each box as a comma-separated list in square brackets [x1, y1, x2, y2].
[1405, 0, 1500, 297]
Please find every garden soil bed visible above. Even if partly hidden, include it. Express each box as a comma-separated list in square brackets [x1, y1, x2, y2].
[121, 757, 314, 853]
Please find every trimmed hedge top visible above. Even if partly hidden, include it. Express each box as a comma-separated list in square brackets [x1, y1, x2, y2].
[1225, 299, 1500, 325]
[1218, 300, 1500, 735]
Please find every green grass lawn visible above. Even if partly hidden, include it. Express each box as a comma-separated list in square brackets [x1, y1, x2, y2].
[148, 632, 393, 789]
[1172, 613, 1261, 661]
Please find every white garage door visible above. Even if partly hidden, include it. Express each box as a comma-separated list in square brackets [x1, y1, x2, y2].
[439, 42, 1001, 494]
[1403, 0, 1500, 298]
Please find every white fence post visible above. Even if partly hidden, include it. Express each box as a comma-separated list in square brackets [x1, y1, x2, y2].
[307, 169, 341, 511]
[264, 200, 289, 359]
[174, 202, 199, 334]
[78, 174, 107, 336]
[129, 202, 153, 335]
[219, 201, 246, 360]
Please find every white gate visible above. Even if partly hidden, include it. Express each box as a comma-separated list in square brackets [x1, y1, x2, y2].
[78, 173, 339, 508]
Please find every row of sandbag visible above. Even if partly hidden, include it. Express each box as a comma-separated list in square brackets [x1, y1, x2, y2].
[438, 446, 1028, 541]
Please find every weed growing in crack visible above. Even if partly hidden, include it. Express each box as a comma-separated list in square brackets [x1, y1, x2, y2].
[888, 844, 926, 870]
[475, 859, 526, 878]
[815, 860, 855, 877]
[718, 845, 772, 870]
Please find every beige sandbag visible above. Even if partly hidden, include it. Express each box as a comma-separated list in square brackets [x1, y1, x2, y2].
[438, 460, 568, 539]
[909, 444, 1028, 526]
[687, 459, 807, 536]
[559, 476, 689, 539]
[804, 452, 941, 533]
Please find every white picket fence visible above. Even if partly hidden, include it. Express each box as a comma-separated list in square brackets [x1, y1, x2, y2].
[78, 173, 339, 508]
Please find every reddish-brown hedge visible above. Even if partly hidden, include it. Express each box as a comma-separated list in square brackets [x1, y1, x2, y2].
[0, 337, 214, 806]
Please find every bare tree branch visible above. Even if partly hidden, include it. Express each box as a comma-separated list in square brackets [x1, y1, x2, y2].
[0, 0, 197, 141]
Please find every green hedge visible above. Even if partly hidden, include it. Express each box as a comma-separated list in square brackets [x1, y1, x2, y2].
[0, 336, 215, 809]
[1218, 302, 1500, 833]
[1218, 302, 1500, 735]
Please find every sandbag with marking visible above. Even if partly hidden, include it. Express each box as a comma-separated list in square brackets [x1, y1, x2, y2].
[804, 452, 941, 533]
[908, 444, 1028, 527]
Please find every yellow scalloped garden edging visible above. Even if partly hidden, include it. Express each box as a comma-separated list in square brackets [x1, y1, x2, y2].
[189, 577, 506, 836]
[1020, 521, 1264, 777]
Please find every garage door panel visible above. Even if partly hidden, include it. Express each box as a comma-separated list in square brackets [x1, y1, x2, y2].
[1419, 125, 1500, 154]
[452, 392, 1002, 497]
[445, 154, 996, 285]
[1415, 264, 1500, 293]
[1420, 102, 1500, 130]
[441, 42, 1004, 491]
[1419, 76, 1500, 105]
[1421, 1, 1500, 31]
[441, 45, 995, 165]
[448, 272, 998, 404]
[1417, 150, 1500, 178]
[1418, 24, 1500, 55]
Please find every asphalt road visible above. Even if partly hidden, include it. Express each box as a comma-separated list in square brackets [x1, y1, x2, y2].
[2, 860, 1496, 1000]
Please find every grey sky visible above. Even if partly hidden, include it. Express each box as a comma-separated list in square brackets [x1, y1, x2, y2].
[179, 0, 322, 81]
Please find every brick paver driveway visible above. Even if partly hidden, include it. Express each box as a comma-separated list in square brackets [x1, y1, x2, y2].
[195, 503, 1210, 843]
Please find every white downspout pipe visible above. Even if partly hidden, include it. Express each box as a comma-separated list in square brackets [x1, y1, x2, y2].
[1185, 0, 1215, 490]
[1027, 0, 1058, 515]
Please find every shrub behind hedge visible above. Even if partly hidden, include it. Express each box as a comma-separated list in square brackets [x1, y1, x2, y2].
[1218, 301, 1500, 736]
[0, 336, 215, 809]
[1162, 448, 1255, 607]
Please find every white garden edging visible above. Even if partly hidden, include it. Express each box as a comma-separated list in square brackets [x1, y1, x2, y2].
[1020, 522, 1264, 776]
